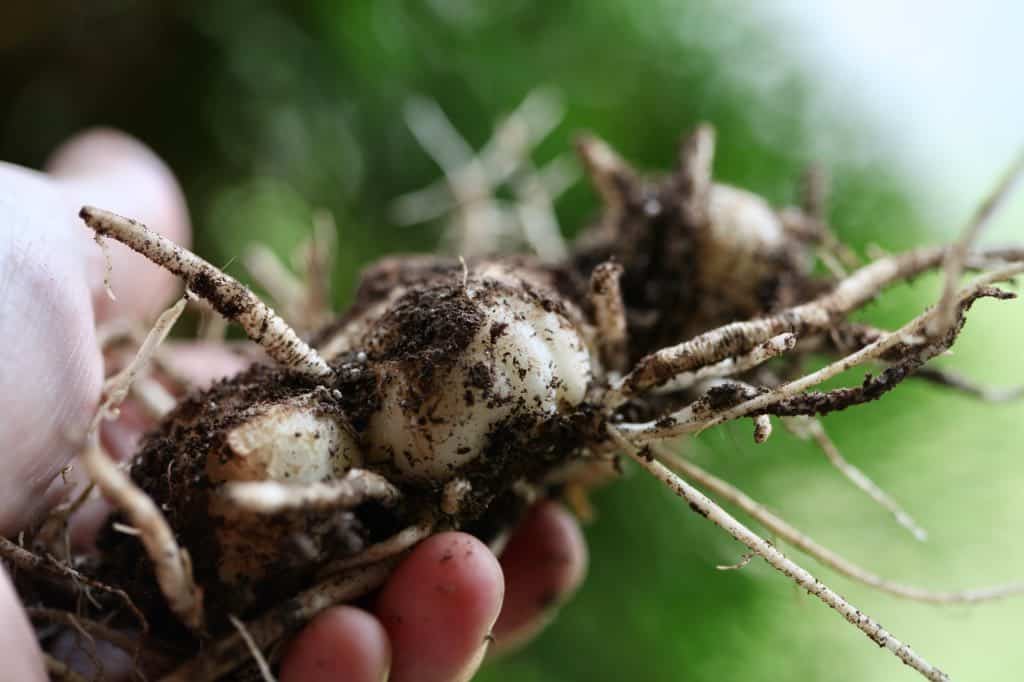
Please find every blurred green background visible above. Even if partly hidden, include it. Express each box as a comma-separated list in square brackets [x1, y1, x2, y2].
[3, 2, 1023, 680]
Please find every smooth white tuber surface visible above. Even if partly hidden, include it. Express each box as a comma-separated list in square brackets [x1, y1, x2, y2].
[368, 278, 592, 480]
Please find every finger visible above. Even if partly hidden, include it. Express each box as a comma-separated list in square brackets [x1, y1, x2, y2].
[280, 606, 391, 682]
[46, 128, 191, 322]
[0, 161, 103, 535]
[0, 130, 188, 535]
[376, 533, 504, 682]
[0, 567, 47, 682]
[490, 502, 587, 656]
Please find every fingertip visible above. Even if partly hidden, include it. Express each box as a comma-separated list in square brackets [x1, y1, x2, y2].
[47, 127, 191, 321]
[376, 532, 504, 682]
[491, 502, 588, 654]
[280, 606, 390, 682]
[0, 567, 48, 682]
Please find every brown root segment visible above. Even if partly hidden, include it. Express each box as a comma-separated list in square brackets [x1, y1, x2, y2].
[80, 206, 332, 379]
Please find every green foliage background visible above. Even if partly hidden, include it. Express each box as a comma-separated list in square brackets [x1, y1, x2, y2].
[3, 2, 1022, 680]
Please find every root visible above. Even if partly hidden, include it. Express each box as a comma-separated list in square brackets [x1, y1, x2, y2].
[91, 297, 186, 426]
[0, 537, 146, 629]
[616, 244, 967, 399]
[162, 561, 396, 682]
[619, 263, 1023, 440]
[223, 469, 401, 514]
[318, 521, 434, 575]
[228, 615, 276, 682]
[654, 443, 1024, 605]
[402, 96, 514, 257]
[784, 417, 927, 541]
[607, 428, 950, 682]
[301, 210, 337, 328]
[574, 135, 636, 215]
[80, 206, 331, 379]
[930, 149, 1024, 336]
[913, 366, 1024, 402]
[646, 333, 796, 398]
[588, 262, 628, 373]
[83, 296, 203, 631]
[515, 156, 575, 262]
[393, 88, 567, 254]
[94, 234, 117, 302]
[83, 438, 203, 631]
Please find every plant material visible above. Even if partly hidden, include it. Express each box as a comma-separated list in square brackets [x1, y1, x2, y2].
[8, 108, 1024, 682]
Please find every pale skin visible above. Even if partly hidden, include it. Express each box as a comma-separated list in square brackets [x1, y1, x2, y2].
[0, 130, 587, 682]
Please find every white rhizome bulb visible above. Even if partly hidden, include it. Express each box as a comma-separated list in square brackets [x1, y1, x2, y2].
[365, 265, 593, 480]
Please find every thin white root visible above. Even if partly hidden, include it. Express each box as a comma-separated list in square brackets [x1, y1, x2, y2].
[655, 443, 1024, 605]
[162, 561, 396, 682]
[785, 417, 927, 541]
[393, 88, 565, 227]
[94, 234, 117, 301]
[515, 160, 571, 263]
[84, 439, 204, 632]
[228, 615, 276, 682]
[403, 96, 509, 257]
[914, 365, 1024, 402]
[930, 149, 1024, 336]
[223, 469, 401, 514]
[607, 429, 950, 682]
[84, 296, 203, 631]
[619, 263, 1024, 441]
[80, 206, 331, 379]
[92, 298, 186, 425]
[589, 261, 629, 373]
[319, 521, 434, 574]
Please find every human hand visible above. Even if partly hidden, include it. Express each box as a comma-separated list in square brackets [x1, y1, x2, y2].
[0, 130, 587, 682]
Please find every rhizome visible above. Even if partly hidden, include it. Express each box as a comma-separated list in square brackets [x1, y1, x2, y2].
[5, 101, 1024, 682]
